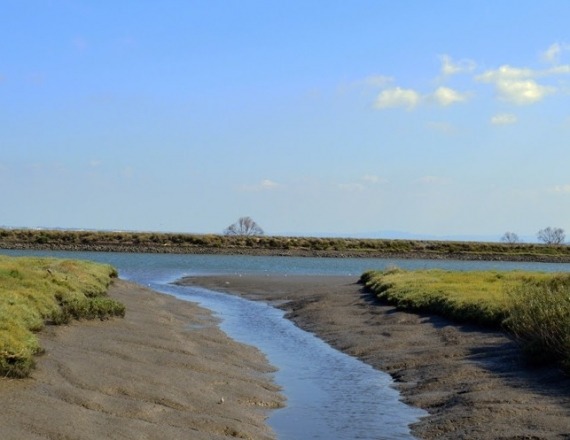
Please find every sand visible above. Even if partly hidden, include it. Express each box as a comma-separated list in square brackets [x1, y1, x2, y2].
[0, 279, 284, 440]
[179, 274, 570, 440]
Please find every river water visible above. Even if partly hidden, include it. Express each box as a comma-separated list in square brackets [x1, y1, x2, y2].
[3, 250, 570, 439]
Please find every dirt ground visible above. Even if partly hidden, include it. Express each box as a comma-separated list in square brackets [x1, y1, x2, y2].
[180, 274, 570, 440]
[0, 279, 284, 440]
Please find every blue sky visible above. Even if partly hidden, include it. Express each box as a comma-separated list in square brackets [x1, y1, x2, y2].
[2, 1, 570, 240]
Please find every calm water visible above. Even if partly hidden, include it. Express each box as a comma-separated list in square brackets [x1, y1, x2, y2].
[3, 250, 570, 439]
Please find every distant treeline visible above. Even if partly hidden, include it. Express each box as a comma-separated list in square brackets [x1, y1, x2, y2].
[2, 228, 570, 262]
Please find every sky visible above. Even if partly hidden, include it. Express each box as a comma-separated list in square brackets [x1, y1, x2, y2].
[2, 1, 570, 241]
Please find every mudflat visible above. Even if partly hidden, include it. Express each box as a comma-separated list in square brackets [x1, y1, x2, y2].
[180, 274, 570, 440]
[0, 279, 284, 440]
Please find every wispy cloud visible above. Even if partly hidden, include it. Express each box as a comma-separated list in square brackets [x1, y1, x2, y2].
[240, 179, 282, 192]
[416, 175, 450, 185]
[439, 54, 476, 76]
[541, 42, 570, 64]
[549, 184, 570, 194]
[491, 113, 518, 125]
[337, 174, 387, 191]
[361, 174, 387, 184]
[360, 75, 393, 88]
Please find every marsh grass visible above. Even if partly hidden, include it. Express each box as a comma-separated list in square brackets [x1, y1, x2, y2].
[0, 256, 122, 378]
[504, 275, 570, 371]
[360, 268, 570, 372]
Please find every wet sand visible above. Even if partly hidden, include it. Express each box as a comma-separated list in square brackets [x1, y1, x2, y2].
[180, 274, 570, 440]
[0, 279, 284, 440]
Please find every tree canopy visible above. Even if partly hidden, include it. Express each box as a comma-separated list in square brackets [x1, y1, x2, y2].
[537, 227, 565, 245]
[224, 217, 264, 236]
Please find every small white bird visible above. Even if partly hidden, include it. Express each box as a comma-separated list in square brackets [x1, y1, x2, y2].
[218, 397, 225, 404]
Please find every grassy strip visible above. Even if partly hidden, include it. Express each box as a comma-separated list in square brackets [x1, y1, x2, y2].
[0, 256, 124, 378]
[2, 228, 570, 261]
[360, 268, 570, 372]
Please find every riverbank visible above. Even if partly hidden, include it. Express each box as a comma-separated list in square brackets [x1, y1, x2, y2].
[0, 279, 284, 440]
[180, 275, 570, 440]
[3, 228, 570, 262]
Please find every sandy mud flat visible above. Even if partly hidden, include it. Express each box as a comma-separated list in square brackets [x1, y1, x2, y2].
[0, 279, 284, 440]
[180, 274, 570, 440]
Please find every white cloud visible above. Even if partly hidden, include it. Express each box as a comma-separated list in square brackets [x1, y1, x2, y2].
[240, 179, 282, 192]
[337, 175, 387, 192]
[432, 86, 469, 106]
[475, 63, 570, 105]
[374, 87, 421, 110]
[476, 65, 555, 104]
[374, 85, 469, 110]
[498, 79, 553, 104]
[491, 113, 518, 125]
[440, 55, 476, 76]
[549, 184, 570, 194]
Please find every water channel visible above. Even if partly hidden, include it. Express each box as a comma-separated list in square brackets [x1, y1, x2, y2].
[4, 250, 570, 439]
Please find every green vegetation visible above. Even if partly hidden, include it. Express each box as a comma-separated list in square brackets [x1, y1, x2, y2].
[2, 228, 570, 262]
[0, 256, 123, 378]
[360, 268, 570, 373]
[505, 275, 570, 371]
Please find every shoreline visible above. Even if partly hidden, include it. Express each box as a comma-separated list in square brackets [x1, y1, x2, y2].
[179, 274, 570, 440]
[3, 242, 570, 263]
[0, 279, 284, 440]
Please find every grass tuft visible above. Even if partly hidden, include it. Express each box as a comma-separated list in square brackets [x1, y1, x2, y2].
[0, 255, 122, 378]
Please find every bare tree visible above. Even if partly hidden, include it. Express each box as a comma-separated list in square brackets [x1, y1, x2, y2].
[500, 232, 521, 244]
[224, 216, 264, 236]
[537, 227, 565, 245]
